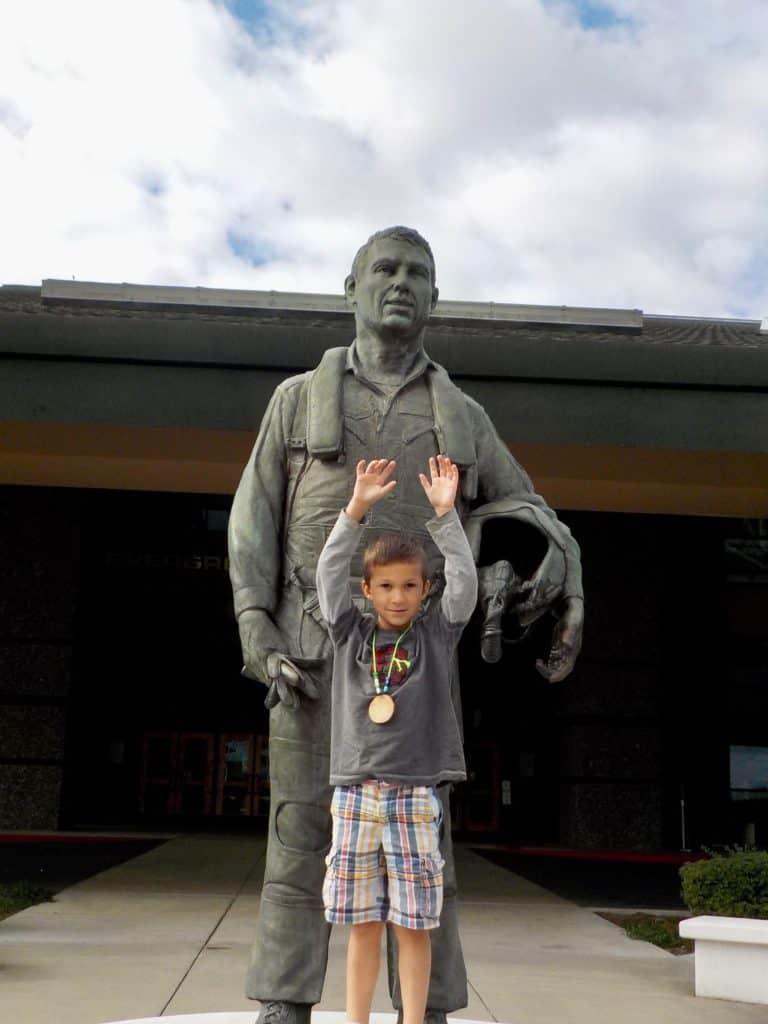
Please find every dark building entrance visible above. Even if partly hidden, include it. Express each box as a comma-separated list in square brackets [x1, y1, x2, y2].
[21, 486, 759, 849]
[457, 508, 768, 852]
[61, 489, 269, 829]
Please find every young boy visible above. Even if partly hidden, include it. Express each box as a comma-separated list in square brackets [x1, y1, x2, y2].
[316, 454, 478, 1024]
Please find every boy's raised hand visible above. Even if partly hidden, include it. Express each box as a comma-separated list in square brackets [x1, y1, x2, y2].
[345, 459, 397, 521]
[419, 454, 459, 516]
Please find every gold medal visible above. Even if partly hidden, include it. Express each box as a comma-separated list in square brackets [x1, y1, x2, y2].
[368, 693, 396, 724]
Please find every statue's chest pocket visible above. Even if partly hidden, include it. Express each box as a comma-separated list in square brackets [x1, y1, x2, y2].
[342, 392, 378, 448]
[397, 421, 441, 499]
[395, 392, 435, 453]
[389, 387, 431, 437]
[343, 390, 377, 423]
[364, 410, 436, 467]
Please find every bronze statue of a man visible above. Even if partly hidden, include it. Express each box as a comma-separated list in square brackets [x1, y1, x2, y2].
[228, 226, 584, 1024]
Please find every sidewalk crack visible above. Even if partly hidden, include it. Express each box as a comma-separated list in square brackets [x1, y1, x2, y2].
[467, 976, 498, 1022]
[159, 845, 266, 1016]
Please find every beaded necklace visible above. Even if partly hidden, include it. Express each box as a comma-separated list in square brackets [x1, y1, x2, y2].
[368, 625, 411, 724]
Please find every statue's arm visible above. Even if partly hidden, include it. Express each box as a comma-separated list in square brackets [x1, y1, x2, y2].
[228, 386, 293, 683]
[471, 401, 583, 681]
[228, 383, 325, 707]
[471, 401, 583, 602]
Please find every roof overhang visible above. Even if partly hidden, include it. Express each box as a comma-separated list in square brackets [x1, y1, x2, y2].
[2, 280, 767, 515]
[41, 279, 643, 331]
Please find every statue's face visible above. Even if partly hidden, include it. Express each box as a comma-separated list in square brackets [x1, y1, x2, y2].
[346, 238, 439, 338]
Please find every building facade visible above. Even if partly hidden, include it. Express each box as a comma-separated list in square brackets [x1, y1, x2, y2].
[1, 280, 767, 850]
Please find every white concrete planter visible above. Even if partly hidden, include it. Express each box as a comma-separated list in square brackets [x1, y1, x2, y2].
[679, 915, 768, 1005]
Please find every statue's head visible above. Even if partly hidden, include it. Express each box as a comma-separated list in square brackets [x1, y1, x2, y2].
[350, 226, 436, 286]
[345, 225, 439, 340]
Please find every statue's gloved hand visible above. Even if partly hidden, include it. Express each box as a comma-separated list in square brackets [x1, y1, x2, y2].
[535, 596, 584, 683]
[477, 560, 528, 663]
[263, 652, 326, 710]
[237, 608, 327, 707]
[515, 542, 567, 624]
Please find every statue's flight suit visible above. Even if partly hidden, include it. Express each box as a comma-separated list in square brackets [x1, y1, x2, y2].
[228, 344, 582, 1010]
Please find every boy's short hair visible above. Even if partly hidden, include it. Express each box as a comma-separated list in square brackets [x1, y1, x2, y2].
[363, 533, 429, 582]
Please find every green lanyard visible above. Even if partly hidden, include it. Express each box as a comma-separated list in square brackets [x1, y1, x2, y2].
[370, 626, 412, 696]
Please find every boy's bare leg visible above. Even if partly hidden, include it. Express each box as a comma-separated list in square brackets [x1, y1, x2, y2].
[347, 921, 386, 1023]
[392, 925, 431, 1024]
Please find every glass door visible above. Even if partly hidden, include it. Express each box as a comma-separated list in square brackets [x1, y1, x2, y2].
[216, 734, 254, 816]
[174, 732, 215, 815]
[139, 732, 178, 816]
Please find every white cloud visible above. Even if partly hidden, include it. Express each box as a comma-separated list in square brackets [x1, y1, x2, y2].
[1, 0, 767, 317]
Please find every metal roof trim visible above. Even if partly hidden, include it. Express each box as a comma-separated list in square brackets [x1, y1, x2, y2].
[41, 279, 642, 329]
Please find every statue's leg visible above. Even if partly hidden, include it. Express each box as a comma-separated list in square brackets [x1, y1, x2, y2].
[246, 705, 333, 1005]
[386, 786, 468, 1013]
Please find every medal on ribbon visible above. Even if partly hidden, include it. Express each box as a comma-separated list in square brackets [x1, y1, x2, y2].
[368, 626, 411, 724]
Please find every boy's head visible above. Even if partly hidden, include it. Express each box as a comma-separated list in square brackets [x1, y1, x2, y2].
[361, 533, 430, 631]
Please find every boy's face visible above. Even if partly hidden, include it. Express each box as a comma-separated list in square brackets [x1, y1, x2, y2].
[361, 560, 431, 631]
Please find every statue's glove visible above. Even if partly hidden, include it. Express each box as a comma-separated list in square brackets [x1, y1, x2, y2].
[263, 652, 326, 710]
[515, 540, 569, 623]
[535, 596, 584, 683]
[477, 560, 531, 663]
[477, 557, 583, 680]
[237, 608, 327, 708]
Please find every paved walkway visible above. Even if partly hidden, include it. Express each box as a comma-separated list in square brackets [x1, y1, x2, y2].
[1, 835, 765, 1024]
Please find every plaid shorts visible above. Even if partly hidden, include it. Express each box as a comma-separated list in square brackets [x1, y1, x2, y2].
[323, 781, 445, 930]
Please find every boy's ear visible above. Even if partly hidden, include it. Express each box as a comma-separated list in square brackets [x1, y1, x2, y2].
[422, 579, 431, 598]
[361, 578, 371, 600]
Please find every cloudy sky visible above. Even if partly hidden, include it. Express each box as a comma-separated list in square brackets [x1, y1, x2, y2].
[2, 0, 767, 318]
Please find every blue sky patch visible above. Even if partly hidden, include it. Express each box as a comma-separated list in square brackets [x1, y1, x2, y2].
[545, 0, 631, 31]
[728, 244, 768, 318]
[227, 231, 275, 267]
[219, 0, 315, 51]
[138, 172, 165, 198]
[220, 0, 274, 36]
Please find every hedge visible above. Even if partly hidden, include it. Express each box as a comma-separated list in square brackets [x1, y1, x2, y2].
[680, 852, 768, 919]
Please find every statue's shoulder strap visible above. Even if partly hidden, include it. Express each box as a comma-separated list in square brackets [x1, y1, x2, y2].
[290, 348, 479, 477]
[427, 361, 478, 500]
[428, 364, 475, 465]
[289, 346, 347, 459]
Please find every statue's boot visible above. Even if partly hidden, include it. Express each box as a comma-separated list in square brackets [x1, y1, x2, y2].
[397, 1013, 447, 1024]
[256, 1001, 311, 1024]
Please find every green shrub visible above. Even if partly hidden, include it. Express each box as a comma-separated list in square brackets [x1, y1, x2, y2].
[680, 852, 768, 918]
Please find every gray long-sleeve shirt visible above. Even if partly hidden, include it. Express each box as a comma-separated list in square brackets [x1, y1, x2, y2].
[317, 507, 478, 787]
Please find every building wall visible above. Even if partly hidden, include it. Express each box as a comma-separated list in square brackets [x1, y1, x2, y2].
[460, 511, 669, 850]
[0, 487, 82, 829]
[459, 509, 746, 851]
[555, 512, 668, 850]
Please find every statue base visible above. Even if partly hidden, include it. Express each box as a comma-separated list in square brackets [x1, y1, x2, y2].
[105, 1013, 489, 1024]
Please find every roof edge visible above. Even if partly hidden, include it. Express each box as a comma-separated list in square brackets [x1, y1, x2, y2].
[40, 279, 642, 330]
[645, 312, 762, 329]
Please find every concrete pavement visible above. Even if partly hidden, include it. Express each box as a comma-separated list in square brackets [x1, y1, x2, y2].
[1, 835, 765, 1024]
